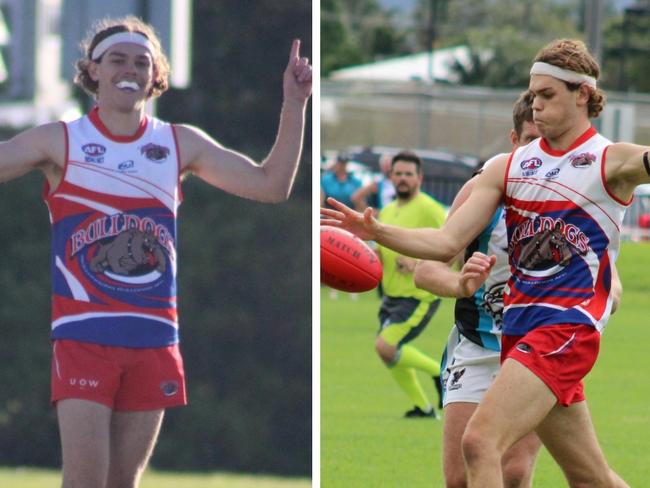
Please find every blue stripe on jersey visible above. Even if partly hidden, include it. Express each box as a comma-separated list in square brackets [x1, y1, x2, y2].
[504, 305, 595, 336]
[52, 317, 178, 348]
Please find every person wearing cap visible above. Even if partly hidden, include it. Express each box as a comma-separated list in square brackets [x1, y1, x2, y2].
[0, 15, 311, 488]
[320, 153, 363, 210]
[322, 38, 647, 487]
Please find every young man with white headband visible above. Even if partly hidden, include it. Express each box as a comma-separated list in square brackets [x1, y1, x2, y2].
[322, 38, 650, 487]
[0, 15, 311, 488]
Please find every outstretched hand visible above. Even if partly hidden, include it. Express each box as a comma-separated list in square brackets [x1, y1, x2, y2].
[284, 39, 312, 103]
[321, 197, 380, 241]
[458, 252, 496, 297]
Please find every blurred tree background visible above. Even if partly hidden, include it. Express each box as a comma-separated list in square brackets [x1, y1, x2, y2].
[0, 0, 311, 478]
[322, 0, 650, 94]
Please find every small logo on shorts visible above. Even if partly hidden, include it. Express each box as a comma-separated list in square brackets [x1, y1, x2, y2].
[516, 343, 532, 354]
[448, 368, 466, 391]
[160, 381, 179, 396]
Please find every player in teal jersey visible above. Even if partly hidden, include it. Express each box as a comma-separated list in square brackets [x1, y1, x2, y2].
[375, 151, 447, 418]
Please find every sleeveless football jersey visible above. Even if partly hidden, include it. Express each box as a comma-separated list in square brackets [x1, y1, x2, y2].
[503, 127, 628, 336]
[455, 155, 510, 352]
[45, 107, 182, 347]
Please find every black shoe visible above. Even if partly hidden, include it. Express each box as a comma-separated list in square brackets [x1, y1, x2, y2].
[433, 375, 443, 409]
[404, 406, 438, 419]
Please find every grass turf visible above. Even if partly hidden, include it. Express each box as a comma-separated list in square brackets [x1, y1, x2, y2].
[321, 241, 650, 487]
[0, 467, 311, 487]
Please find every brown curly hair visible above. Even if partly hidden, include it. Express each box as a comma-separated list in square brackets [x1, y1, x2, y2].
[533, 39, 606, 118]
[74, 15, 171, 99]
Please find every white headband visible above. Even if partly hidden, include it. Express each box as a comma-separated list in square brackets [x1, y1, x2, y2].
[91, 32, 154, 60]
[530, 62, 597, 89]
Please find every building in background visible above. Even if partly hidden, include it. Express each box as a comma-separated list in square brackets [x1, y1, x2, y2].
[0, 0, 191, 129]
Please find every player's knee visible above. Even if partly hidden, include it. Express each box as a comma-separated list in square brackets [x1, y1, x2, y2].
[461, 427, 491, 467]
[374, 337, 396, 364]
[502, 460, 532, 488]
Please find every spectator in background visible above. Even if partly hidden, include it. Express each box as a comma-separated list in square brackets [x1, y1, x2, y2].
[320, 153, 363, 209]
[375, 151, 446, 418]
[352, 153, 396, 214]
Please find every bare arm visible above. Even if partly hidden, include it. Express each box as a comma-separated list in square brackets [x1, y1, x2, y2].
[413, 176, 496, 296]
[321, 154, 507, 261]
[415, 253, 495, 298]
[0, 122, 64, 185]
[604, 142, 650, 203]
[179, 40, 312, 203]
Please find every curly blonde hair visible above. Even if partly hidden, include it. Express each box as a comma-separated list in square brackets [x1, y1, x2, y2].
[533, 39, 606, 118]
[74, 15, 171, 99]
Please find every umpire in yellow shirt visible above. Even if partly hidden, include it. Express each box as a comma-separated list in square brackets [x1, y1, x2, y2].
[375, 151, 447, 418]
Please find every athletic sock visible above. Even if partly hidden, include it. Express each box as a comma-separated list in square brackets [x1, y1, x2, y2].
[396, 344, 441, 377]
[389, 365, 431, 412]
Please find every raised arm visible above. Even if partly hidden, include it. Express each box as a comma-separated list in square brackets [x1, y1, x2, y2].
[179, 40, 312, 203]
[321, 154, 507, 261]
[0, 122, 64, 185]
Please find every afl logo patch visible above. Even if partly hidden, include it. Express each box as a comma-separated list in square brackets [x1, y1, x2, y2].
[82, 143, 106, 163]
[520, 157, 542, 170]
[160, 381, 179, 396]
[520, 157, 542, 177]
[82, 143, 106, 156]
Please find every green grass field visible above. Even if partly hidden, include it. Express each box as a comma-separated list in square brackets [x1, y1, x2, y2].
[321, 241, 650, 487]
[0, 467, 310, 487]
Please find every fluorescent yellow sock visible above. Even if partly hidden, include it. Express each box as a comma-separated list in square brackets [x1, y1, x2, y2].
[389, 365, 431, 411]
[396, 344, 441, 377]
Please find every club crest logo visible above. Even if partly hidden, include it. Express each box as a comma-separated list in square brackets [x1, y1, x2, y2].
[160, 381, 179, 396]
[140, 143, 170, 162]
[89, 229, 168, 277]
[570, 152, 596, 168]
[516, 343, 532, 353]
[448, 368, 466, 391]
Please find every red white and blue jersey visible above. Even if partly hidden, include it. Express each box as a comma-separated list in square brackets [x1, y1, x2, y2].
[503, 127, 628, 336]
[45, 107, 182, 347]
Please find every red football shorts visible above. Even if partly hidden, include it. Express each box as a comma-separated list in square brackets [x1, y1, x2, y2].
[51, 339, 187, 411]
[501, 323, 600, 407]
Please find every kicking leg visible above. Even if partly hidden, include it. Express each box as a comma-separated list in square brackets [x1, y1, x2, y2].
[461, 359, 556, 488]
[536, 401, 629, 488]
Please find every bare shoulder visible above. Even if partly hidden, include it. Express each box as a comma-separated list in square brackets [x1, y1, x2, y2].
[173, 123, 225, 171]
[476, 153, 509, 190]
[10, 121, 66, 168]
[606, 142, 644, 166]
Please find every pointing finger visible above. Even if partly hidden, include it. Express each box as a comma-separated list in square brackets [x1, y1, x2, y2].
[289, 39, 301, 62]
